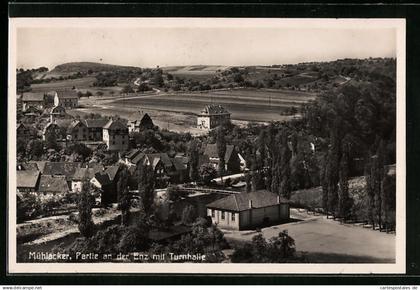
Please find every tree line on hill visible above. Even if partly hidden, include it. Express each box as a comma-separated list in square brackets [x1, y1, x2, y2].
[17, 58, 395, 96]
[206, 59, 396, 230]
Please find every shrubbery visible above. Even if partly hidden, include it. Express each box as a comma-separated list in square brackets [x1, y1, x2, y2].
[231, 231, 301, 263]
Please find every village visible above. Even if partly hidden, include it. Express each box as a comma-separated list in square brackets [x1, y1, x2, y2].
[16, 87, 300, 262]
[15, 56, 397, 264]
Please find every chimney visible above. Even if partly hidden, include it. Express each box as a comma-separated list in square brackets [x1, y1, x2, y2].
[248, 199, 253, 209]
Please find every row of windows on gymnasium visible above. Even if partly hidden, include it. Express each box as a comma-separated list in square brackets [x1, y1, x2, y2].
[211, 210, 235, 221]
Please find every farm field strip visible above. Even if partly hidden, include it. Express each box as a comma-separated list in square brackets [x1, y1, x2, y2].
[109, 98, 295, 122]
[113, 94, 308, 107]
[111, 96, 299, 111]
[196, 92, 315, 103]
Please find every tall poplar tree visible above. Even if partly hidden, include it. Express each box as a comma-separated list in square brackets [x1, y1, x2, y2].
[188, 140, 200, 182]
[78, 181, 95, 238]
[117, 165, 131, 226]
[138, 163, 155, 214]
[216, 126, 227, 182]
[279, 130, 292, 199]
[338, 143, 352, 220]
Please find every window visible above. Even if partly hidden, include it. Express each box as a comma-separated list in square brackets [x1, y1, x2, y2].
[211, 209, 215, 217]
[221, 211, 225, 220]
[112, 141, 115, 145]
[231, 213, 235, 221]
[122, 141, 125, 145]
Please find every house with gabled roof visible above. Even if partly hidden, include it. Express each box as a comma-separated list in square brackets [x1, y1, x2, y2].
[124, 149, 145, 167]
[128, 110, 155, 133]
[71, 167, 102, 193]
[21, 92, 46, 112]
[206, 190, 290, 230]
[103, 118, 129, 151]
[38, 175, 70, 195]
[91, 165, 122, 205]
[197, 104, 231, 130]
[53, 90, 79, 108]
[203, 143, 241, 174]
[124, 150, 188, 186]
[83, 119, 109, 141]
[42, 162, 82, 187]
[67, 119, 88, 142]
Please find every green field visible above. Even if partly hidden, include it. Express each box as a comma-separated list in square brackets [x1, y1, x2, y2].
[109, 88, 316, 122]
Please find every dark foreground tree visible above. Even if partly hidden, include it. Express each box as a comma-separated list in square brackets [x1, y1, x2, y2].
[119, 188, 131, 226]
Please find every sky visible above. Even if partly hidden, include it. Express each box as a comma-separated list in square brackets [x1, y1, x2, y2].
[15, 23, 397, 70]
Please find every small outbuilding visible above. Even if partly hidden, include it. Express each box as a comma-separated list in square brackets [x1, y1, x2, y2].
[206, 190, 290, 230]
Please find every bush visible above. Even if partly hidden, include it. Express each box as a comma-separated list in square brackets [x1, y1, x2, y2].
[118, 225, 149, 252]
[199, 164, 217, 186]
[181, 204, 197, 225]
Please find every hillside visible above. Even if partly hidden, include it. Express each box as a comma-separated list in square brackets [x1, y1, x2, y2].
[51, 62, 142, 74]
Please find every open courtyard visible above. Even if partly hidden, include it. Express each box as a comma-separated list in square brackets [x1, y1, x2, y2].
[223, 208, 395, 263]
